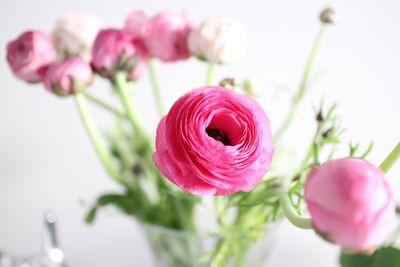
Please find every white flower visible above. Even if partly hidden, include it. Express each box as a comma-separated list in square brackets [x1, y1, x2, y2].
[188, 17, 246, 64]
[52, 11, 102, 61]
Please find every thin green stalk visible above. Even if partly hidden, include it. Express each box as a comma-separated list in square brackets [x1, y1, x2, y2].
[273, 25, 326, 143]
[83, 92, 126, 118]
[112, 72, 147, 143]
[74, 94, 121, 183]
[148, 60, 166, 117]
[113, 72, 194, 233]
[206, 62, 217, 86]
[379, 142, 400, 174]
[278, 190, 313, 229]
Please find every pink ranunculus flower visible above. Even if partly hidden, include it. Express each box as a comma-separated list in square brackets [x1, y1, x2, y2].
[153, 86, 274, 196]
[124, 10, 148, 39]
[305, 158, 396, 251]
[143, 11, 193, 62]
[43, 57, 92, 96]
[92, 29, 145, 78]
[6, 31, 56, 82]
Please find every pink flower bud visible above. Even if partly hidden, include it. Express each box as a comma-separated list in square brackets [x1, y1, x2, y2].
[91, 29, 145, 77]
[43, 57, 92, 96]
[153, 87, 274, 196]
[6, 31, 56, 82]
[124, 10, 148, 39]
[305, 158, 396, 251]
[143, 11, 193, 62]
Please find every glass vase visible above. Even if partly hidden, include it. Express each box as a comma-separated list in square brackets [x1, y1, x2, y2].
[140, 222, 277, 267]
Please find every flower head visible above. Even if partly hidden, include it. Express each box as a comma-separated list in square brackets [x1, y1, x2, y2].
[153, 86, 274, 196]
[43, 57, 92, 96]
[320, 7, 336, 24]
[124, 10, 148, 40]
[6, 31, 56, 82]
[91, 28, 146, 78]
[52, 11, 102, 61]
[305, 158, 395, 251]
[188, 18, 247, 64]
[143, 11, 193, 62]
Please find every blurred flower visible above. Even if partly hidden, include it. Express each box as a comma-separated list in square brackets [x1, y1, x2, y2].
[43, 57, 92, 96]
[91, 29, 146, 78]
[305, 158, 395, 251]
[188, 17, 246, 64]
[218, 78, 241, 91]
[320, 7, 336, 24]
[143, 11, 193, 62]
[153, 86, 274, 196]
[52, 11, 101, 61]
[124, 10, 148, 39]
[243, 75, 267, 97]
[6, 31, 56, 82]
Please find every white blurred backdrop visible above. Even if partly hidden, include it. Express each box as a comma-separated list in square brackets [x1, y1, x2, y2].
[0, 0, 399, 266]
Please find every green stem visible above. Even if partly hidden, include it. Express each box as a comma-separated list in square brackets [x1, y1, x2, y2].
[83, 92, 126, 119]
[206, 62, 217, 86]
[273, 25, 326, 143]
[112, 72, 147, 143]
[379, 142, 400, 174]
[148, 60, 166, 117]
[74, 94, 121, 183]
[278, 190, 313, 229]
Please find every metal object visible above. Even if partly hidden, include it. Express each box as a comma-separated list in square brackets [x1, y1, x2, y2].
[0, 211, 68, 267]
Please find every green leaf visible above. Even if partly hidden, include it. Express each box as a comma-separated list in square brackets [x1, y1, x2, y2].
[85, 207, 97, 224]
[340, 247, 400, 267]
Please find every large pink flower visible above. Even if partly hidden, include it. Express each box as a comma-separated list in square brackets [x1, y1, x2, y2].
[153, 87, 274, 196]
[6, 31, 56, 82]
[91, 28, 147, 78]
[43, 57, 93, 96]
[305, 158, 396, 251]
[143, 11, 193, 62]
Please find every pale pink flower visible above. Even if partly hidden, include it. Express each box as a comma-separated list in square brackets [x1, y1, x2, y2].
[52, 11, 102, 61]
[124, 10, 148, 39]
[305, 158, 396, 251]
[43, 57, 92, 96]
[188, 17, 246, 64]
[6, 31, 56, 82]
[91, 29, 146, 78]
[153, 87, 274, 196]
[143, 11, 193, 62]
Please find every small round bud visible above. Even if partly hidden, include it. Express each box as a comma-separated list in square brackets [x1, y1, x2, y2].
[219, 78, 242, 92]
[243, 75, 267, 97]
[320, 7, 336, 24]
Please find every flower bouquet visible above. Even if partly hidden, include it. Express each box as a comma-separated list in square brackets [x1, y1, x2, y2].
[5, 7, 400, 267]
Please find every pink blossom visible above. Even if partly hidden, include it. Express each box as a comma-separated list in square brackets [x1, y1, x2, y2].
[91, 29, 146, 78]
[143, 11, 193, 62]
[6, 31, 56, 82]
[305, 158, 396, 251]
[43, 57, 92, 96]
[153, 87, 274, 196]
[124, 10, 148, 39]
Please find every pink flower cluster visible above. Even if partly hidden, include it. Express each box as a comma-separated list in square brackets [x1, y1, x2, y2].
[6, 9, 397, 253]
[6, 10, 194, 96]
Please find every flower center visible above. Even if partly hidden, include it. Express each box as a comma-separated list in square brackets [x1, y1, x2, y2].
[206, 128, 231, 146]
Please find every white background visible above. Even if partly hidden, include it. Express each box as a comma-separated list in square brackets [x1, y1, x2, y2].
[0, 0, 399, 266]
